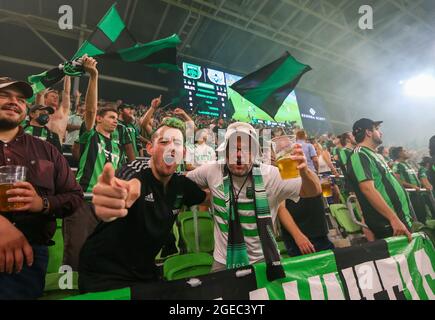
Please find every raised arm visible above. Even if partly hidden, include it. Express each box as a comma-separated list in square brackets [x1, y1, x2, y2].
[60, 75, 71, 116]
[73, 90, 82, 112]
[35, 89, 46, 106]
[82, 56, 99, 131]
[140, 95, 161, 136]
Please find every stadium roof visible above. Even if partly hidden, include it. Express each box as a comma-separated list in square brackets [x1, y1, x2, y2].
[0, 0, 434, 133]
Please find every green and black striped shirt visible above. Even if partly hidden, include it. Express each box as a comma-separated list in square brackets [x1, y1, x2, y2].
[23, 124, 62, 152]
[118, 120, 139, 157]
[393, 161, 421, 188]
[337, 147, 353, 176]
[418, 166, 428, 180]
[76, 128, 122, 193]
[347, 146, 413, 238]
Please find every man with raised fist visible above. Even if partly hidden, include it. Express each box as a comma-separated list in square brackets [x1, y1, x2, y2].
[78, 117, 207, 293]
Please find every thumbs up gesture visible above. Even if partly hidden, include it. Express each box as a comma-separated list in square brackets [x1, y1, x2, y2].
[92, 163, 141, 222]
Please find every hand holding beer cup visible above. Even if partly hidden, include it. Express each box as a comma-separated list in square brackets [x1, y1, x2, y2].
[5, 182, 45, 213]
[0, 166, 41, 213]
[272, 136, 307, 179]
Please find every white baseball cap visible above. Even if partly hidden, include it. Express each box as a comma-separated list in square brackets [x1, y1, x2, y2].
[216, 122, 260, 156]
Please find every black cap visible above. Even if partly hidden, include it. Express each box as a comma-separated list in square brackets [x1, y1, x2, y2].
[29, 104, 55, 114]
[118, 103, 135, 111]
[0, 77, 33, 99]
[352, 118, 383, 142]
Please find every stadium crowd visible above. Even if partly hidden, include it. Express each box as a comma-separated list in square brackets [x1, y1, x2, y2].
[0, 56, 434, 299]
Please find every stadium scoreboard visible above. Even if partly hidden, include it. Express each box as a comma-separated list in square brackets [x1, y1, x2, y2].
[182, 62, 228, 118]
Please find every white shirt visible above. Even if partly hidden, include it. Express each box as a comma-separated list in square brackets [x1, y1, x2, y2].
[318, 154, 330, 174]
[186, 163, 301, 265]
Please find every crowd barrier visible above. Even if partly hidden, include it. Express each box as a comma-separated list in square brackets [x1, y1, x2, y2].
[61, 233, 434, 300]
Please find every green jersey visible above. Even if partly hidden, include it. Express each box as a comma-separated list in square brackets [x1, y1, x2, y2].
[23, 124, 62, 152]
[77, 122, 131, 165]
[76, 128, 122, 193]
[112, 123, 132, 164]
[393, 161, 421, 188]
[118, 120, 139, 157]
[337, 147, 353, 176]
[347, 146, 413, 238]
[418, 166, 428, 180]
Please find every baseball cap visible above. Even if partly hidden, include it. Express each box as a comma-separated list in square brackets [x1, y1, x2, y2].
[29, 104, 55, 114]
[118, 103, 135, 111]
[352, 118, 383, 141]
[216, 122, 260, 156]
[0, 77, 33, 99]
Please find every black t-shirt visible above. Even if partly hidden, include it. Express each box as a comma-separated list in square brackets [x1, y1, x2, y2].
[78, 160, 206, 293]
[283, 195, 329, 238]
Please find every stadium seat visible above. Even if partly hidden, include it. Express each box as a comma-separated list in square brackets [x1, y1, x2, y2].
[62, 152, 77, 168]
[46, 219, 64, 274]
[163, 252, 213, 281]
[178, 211, 214, 253]
[329, 204, 362, 234]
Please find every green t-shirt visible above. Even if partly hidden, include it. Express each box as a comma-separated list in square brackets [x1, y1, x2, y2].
[347, 146, 413, 237]
[337, 147, 353, 176]
[76, 128, 122, 193]
[392, 161, 421, 188]
[418, 166, 428, 180]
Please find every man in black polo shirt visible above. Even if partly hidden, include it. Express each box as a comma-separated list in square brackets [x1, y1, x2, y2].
[347, 118, 413, 241]
[78, 118, 207, 293]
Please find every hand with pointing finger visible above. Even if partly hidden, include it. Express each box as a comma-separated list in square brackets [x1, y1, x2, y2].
[92, 163, 141, 222]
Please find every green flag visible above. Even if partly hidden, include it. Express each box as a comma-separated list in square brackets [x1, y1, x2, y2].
[72, 4, 180, 70]
[110, 35, 181, 71]
[73, 4, 136, 59]
[230, 51, 311, 119]
[28, 4, 180, 98]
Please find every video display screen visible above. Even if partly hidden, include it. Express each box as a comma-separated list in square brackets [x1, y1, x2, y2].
[181, 61, 304, 127]
[181, 62, 229, 118]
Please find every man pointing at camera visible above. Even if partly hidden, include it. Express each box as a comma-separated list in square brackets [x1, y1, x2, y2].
[78, 118, 207, 293]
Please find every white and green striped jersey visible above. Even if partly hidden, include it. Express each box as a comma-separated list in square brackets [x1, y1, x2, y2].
[186, 163, 301, 265]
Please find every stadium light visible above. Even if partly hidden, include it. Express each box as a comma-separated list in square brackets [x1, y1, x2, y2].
[402, 74, 435, 97]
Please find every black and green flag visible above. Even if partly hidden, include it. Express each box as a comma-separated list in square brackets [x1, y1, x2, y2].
[28, 4, 181, 97]
[230, 51, 311, 119]
[72, 3, 180, 70]
[73, 4, 136, 59]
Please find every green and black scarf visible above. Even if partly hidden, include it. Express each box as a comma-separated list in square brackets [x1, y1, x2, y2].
[223, 164, 285, 282]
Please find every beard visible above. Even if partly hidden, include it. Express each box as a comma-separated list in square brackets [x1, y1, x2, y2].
[0, 117, 20, 131]
[373, 136, 383, 146]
